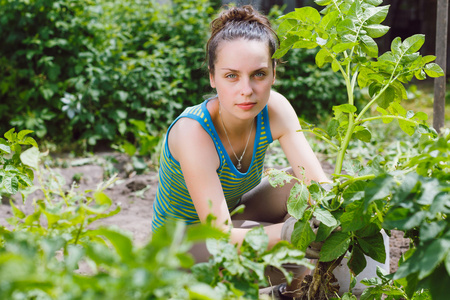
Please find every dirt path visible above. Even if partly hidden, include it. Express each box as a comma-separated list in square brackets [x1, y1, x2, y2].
[0, 151, 409, 274]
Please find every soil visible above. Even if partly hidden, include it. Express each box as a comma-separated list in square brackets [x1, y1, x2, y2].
[0, 151, 410, 274]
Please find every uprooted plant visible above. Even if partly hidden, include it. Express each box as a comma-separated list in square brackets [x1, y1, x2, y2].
[269, 0, 445, 299]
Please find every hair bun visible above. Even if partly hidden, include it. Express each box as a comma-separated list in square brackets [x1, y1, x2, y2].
[211, 5, 267, 35]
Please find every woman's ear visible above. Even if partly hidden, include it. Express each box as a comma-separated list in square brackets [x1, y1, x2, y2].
[272, 63, 277, 84]
[209, 71, 216, 88]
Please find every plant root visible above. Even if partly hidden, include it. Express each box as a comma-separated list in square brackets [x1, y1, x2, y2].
[291, 255, 345, 300]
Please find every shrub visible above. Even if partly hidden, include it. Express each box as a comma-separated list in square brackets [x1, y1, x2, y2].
[0, 0, 352, 153]
[0, 0, 215, 150]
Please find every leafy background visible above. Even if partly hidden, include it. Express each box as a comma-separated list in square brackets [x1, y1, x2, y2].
[0, 0, 350, 156]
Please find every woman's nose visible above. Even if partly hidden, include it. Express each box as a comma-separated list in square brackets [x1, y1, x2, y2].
[240, 78, 253, 96]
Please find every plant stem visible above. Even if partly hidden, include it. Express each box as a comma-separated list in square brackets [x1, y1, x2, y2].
[355, 82, 391, 123]
[339, 174, 376, 189]
[335, 65, 355, 175]
[359, 115, 420, 126]
[74, 221, 84, 245]
[298, 129, 339, 150]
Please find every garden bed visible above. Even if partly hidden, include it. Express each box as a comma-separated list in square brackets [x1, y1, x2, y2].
[0, 151, 409, 275]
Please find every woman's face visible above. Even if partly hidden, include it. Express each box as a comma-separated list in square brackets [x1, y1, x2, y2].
[210, 38, 275, 120]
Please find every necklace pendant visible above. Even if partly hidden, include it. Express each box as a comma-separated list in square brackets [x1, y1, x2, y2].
[236, 161, 242, 170]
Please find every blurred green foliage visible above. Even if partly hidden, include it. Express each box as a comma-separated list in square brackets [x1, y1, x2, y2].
[0, 0, 350, 154]
[275, 47, 353, 122]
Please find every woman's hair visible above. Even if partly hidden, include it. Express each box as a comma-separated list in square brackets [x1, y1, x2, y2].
[207, 5, 279, 74]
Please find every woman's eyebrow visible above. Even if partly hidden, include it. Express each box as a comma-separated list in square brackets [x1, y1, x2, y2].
[220, 67, 269, 72]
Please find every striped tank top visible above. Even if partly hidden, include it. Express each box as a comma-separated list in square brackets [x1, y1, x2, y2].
[151, 99, 273, 232]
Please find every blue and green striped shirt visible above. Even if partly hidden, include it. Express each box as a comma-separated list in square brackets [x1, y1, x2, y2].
[151, 99, 273, 231]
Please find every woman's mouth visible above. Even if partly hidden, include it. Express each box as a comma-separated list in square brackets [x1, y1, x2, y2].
[236, 102, 256, 110]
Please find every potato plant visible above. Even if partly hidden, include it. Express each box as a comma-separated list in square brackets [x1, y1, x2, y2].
[270, 0, 447, 299]
[0, 128, 310, 299]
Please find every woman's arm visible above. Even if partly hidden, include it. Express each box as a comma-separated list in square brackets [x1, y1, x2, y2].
[268, 91, 331, 184]
[169, 117, 283, 247]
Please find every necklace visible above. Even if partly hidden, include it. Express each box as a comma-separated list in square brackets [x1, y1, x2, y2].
[219, 104, 254, 170]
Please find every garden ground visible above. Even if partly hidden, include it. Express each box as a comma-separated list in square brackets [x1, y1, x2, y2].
[0, 151, 409, 275]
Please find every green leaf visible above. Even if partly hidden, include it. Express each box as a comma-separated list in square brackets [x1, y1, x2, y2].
[326, 118, 339, 137]
[315, 48, 332, 68]
[291, 219, 316, 252]
[378, 51, 397, 64]
[353, 126, 372, 143]
[244, 226, 269, 254]
[3, 176, 19, 194]
[390, 172, 419, 206]
[20, 147, 40, 170]
[10, 199, 25, 219]
[285, 7, 321, 24]
[4, 128, 16, 142]
[360, 35, 378, 57]
[315, 0, 332, 5]
[422, 55, 437, 63]
[94, 192, 112, 206]
[395, 235, 450, 280]
[0, 144, 11, 154]
[65, 245, 84, 272]
[287, 182, 310, 220]
[273, 35, 298, 59]
[428, 264, 450, 300]
[319, 10, 339, 30]
[402, 34, 425, 54]
[319, 231, 351, 262]
[357, 67, 374, 88]
[315, 222, 337, 242]
[420, 221, 446, 242]
[313, 208, 338, 227]
[277, 19, 299, 36]
[365, 0, 383, 5]
[18, 174, 33, 187]
[266, 168, 297, 188]
[293, 39, 318, 49]
[418, 237, 450, 280]
[424, 63, 444, 78]
[340, 200, 369, 232]
[391, 37, 402, 55]
[17, 130, 34, 140]
[377, 86, 395, 109]
[445, 251, 450, 275]
[398, 119, 416, 136]
[363, 174, 395, 211]
[363, 5, 389, 24]
[332, 59, 340, 72]
[89, 228, 134, 262]
[342, 180, 367, 202]
[185, 224, 227, 242]
[333, 104, 357, 116]
[23, 137, 38, 148]
[391, 80, 408, 100]
[333, 42, 358, 53]
[337, 19, 357, 38]
[384, 209, 426, 231]
[364, 24, 389, 38]
[348, 245, 367, 276]
[357, 232, 386, 263]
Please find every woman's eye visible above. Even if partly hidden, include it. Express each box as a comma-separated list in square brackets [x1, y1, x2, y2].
[255, 72, 266, 77]
[226, 74, 237, 79]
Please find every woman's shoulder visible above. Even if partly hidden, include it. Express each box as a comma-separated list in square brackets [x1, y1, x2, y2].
[267, 90, 297, 118]
[168, 117, 219, 165]
[267, 90, 300, 140]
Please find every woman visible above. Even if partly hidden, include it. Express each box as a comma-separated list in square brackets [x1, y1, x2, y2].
[151, 4, 330, 298]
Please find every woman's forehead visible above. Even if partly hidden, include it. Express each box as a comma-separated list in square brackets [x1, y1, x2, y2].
[215, 39, 271, 68]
